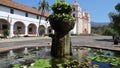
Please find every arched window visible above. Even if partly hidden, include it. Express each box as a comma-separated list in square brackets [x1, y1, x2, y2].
[73, 8, 75, 11]
[73, 14, 75, 17]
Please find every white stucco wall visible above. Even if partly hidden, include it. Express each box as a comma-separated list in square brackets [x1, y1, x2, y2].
[77, 18, 83, 34]
[14, 9, 25, 16]
[70, 20, 77, 34]
[0, 5, 50, 37]
[0, 6, 10, 13]
[88, 23, 91, 34]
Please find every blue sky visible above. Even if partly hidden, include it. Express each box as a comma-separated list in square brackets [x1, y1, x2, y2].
[13, 0, 120, 23]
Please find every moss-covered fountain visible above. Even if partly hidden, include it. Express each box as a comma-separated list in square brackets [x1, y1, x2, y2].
[48, 0, 75, 57]
[0, 0, 120, 68]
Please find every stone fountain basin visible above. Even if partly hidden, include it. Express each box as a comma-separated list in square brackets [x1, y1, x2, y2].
[0, 45, 120, 68]
[0, 46, 51, 68]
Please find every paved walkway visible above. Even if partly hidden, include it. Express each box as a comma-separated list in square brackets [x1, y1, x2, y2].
[0, 36, 50, 43]
[0, 36, 120, 52]
[0, 36, 51, 52]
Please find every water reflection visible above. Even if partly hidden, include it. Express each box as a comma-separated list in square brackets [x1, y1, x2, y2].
[0, 46, 120, 68]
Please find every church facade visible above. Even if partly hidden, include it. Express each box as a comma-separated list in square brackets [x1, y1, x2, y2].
[71, 1, 91, 35]
[0, 0, 91, 37]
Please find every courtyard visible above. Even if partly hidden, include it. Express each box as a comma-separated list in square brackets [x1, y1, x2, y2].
[0, 36, 118, 48]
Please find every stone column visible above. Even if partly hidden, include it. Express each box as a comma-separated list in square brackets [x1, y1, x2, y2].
[36, 26, 39, 36]
[45, 27, 47, 35]
[0, 24, 2, 34]
[0, 24, 2, 30]
[25, 26, 28, 36]
[1, 24, 3, 30]
[10, 24, 14, 37]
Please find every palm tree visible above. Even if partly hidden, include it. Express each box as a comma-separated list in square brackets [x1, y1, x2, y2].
[38, 0, 49, 36]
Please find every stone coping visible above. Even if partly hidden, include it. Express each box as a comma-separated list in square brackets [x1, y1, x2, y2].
[0, 45, 50, 53]
[73, 45, 120, 52]
[0, 44, 120, 53]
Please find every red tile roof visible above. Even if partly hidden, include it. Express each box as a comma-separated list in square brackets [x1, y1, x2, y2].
[0, 0, 49, 17]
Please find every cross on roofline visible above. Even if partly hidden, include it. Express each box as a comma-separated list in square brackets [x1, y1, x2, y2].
[74, 0, 78, 2]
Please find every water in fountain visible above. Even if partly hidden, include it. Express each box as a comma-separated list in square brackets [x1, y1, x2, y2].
[44, 46, 48, 52]
[23, 48, 28, 54]
[1, 46, 120, 68]
[8, 50, 15, 56]
[36, 46, 39, 50]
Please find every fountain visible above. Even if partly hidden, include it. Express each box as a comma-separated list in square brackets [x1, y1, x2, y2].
[23, 48, 28, 54]
[0, 45, 120, 68]
[36, 46, 39, 50]
[0, 0, 120, 68]
[48, 0, 75, 57]
[8, 50, 15, 57]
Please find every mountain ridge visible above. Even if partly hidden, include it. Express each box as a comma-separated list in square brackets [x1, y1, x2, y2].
[91, 21, 110, 27]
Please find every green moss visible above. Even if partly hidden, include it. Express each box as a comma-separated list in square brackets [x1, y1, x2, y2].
[52, 1, 72, 14]
[49, 13, 75, 32]
[48, 1, 75, 32]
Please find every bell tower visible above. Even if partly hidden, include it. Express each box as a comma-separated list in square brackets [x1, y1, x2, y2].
[71, 1, 83, 35]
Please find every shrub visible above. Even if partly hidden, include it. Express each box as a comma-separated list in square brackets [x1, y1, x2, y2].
[2, 29, 9, 38]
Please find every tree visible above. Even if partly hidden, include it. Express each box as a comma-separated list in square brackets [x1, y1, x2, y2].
[32, 7, 37, 9]
[103, 28, 116, 35]
[115, 3, 120, 13]
[109, 3, 120, 34]
[38, 0, 49, 12]
[38, 0, 49, 36]
[108, 12, 114, 28]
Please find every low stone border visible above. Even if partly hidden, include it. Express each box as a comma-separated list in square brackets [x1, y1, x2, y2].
[73, 45, 120, 52]
[0, 45, 51, 53]
[0, 44, 120, 53]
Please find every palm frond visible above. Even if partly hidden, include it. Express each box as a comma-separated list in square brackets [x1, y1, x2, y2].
[38, 0, 49, 13]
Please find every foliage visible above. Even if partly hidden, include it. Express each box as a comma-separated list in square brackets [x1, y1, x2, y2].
[8, 55, 15, 60]
[48, 1, 75, 32]
[12, 59, 51, 68]
[57, 60, 90, 68]
[28, 59, 51, 68]
[93, 64, 99, 68]
[109, 3, 120, 34]
[49, 13, 75, 32]
[2, 29, 9, 37]
[111, 14, 120, 33]
[51, 1, 72, 14]
[91, 24, 118, 35]
[91, 26, 107, 35]
[12, 59, 93, 68]
[87, 49, 120, 66]
[55, 0, 59, 3]
[38, 0, 49, 12]
[103, 28, 118, 35]
[13, 64, 23, 68]
[115, 3, 120, 13]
